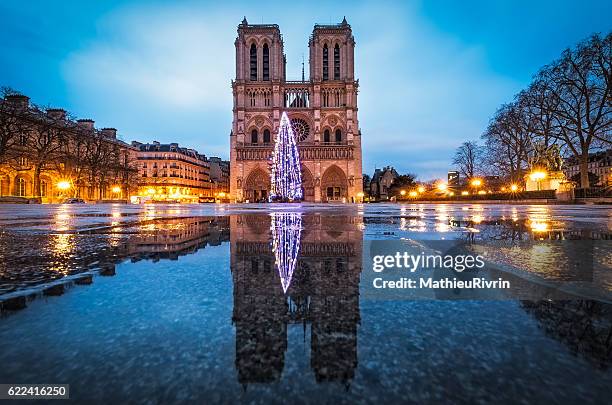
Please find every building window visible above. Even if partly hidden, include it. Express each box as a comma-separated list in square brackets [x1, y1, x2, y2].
[18, 156, 28, 166]
[17, 178, 26, 197]
[251, 129, 258, 144]
[322, 44, 329, 81]
[335, 129, 342, 143]
[263, 129, 270, 144]
[263, 43, 269, 81]
[323, 129, 330, 143]
[250, 43, 257, 81]
[334, 44, 340, 80]
[19, 135, 27, 146]
[264, 91, 271, 106]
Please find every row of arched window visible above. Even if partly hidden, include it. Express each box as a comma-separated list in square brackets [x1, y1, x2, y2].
[250, 43, 270, 81]
[250, 129, 271, 144]
[247, 128, 342, 144]
[323, 44, 340, 81]
[321, 88, 345, 107]
[247, 89, 272, 107]
[323, 129, 342, 143]
[0, 177, 46, 197]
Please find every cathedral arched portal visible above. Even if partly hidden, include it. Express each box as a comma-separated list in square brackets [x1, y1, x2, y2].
[244, 167, 270, 202]
[301, 166, 315, 202]
[321, 165, 348, 202]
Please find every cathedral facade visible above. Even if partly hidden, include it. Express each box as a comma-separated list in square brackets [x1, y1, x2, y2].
[230, 18, 363, 202]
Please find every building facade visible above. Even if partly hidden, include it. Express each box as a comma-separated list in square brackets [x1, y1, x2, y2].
[369, 166, 398, 201]
[132, 141, 213, 203]
[230, 17, 363, 202]
[207, 156, 230, 197]
[564, 150, 611, 187]
[0, 94, 138, 203]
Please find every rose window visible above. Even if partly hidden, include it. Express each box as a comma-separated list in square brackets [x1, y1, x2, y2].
[290, 118, 309, 143]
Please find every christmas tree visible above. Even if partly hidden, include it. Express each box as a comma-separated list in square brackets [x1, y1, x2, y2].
[271, 212, 302, 293]
[269, 112, 303, 201]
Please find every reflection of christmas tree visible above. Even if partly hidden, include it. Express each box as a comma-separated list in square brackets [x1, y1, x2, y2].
[270, 212, 302, 293]
[269, 112, 303, 201]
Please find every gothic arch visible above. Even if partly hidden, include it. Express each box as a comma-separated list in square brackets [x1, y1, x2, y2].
[321, 165, 348, 202]
[321, 114, 345, 130]
[244, 167, 270, 202]
[245, 115, 272, 131]
[301, 166, 315, 201]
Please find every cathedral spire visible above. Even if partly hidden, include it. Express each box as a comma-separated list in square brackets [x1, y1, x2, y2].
[241, 16, 248, 25]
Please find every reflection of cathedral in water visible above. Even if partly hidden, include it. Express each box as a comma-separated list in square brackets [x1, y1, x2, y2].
[230, 213, 362, 385]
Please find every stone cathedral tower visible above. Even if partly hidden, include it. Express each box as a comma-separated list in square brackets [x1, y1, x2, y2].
[230, 17, 363, 202]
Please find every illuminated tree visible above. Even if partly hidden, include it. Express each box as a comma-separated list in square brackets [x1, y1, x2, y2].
[269, 112, 303, 201]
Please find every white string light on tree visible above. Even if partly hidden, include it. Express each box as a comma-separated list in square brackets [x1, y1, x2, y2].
[269, 112, 303, 202]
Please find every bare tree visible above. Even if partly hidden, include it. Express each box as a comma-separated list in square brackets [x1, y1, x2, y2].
[452, 141, 481, 179]
[0, 88, 35, 165]
[537, 33, 612, 188]
[18, 106, 68, 198]
[481, 102, 532, 183]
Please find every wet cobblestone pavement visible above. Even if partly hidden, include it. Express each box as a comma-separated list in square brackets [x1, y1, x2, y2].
[0, 203, 610, 403]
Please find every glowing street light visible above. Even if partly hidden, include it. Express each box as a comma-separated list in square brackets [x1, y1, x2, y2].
[529, 170, 547, 191]
[57, 180, 71, 190]
[461, 191, 469, 196]
[529, 171, 547, 181]
[147, 188, 155, 195]
[417, 186, 425, 193]
[409, 191, 418, 198]
[111, 186, 121, 194]
[470, 178, 482, 187]
[218, 192, 226, 198]
[437, 182, 447, 192]
[400, 190, 406, 196]
[510, 184, 519, 192]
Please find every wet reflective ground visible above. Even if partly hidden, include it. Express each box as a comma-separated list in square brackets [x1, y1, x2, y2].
[0, 203, 611, 404]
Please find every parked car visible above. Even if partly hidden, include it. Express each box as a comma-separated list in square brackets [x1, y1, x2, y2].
[63, 198, 86, 204]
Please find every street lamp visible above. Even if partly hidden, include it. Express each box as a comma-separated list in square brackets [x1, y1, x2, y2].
[437, 182, 447, 192]
[409, 191, 418, 198]
[111, 186, 121, 194]
[529, 170, 547, 191]
[400, 190, 406, 196]
[470, 178, 482, 187]
[57, 180, 71, 191]
[417, 186, 425, 193]
[510, 184, 519, 192]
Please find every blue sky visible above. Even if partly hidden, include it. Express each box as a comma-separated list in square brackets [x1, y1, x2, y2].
[1, 0, 610, 180]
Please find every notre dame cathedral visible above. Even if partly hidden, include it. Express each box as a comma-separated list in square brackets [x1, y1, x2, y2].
[230, 17, 363, 202]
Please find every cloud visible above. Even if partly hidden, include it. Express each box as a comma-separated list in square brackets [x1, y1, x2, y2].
[351, 2, 521, 179]
[61, 1, 521, 177]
